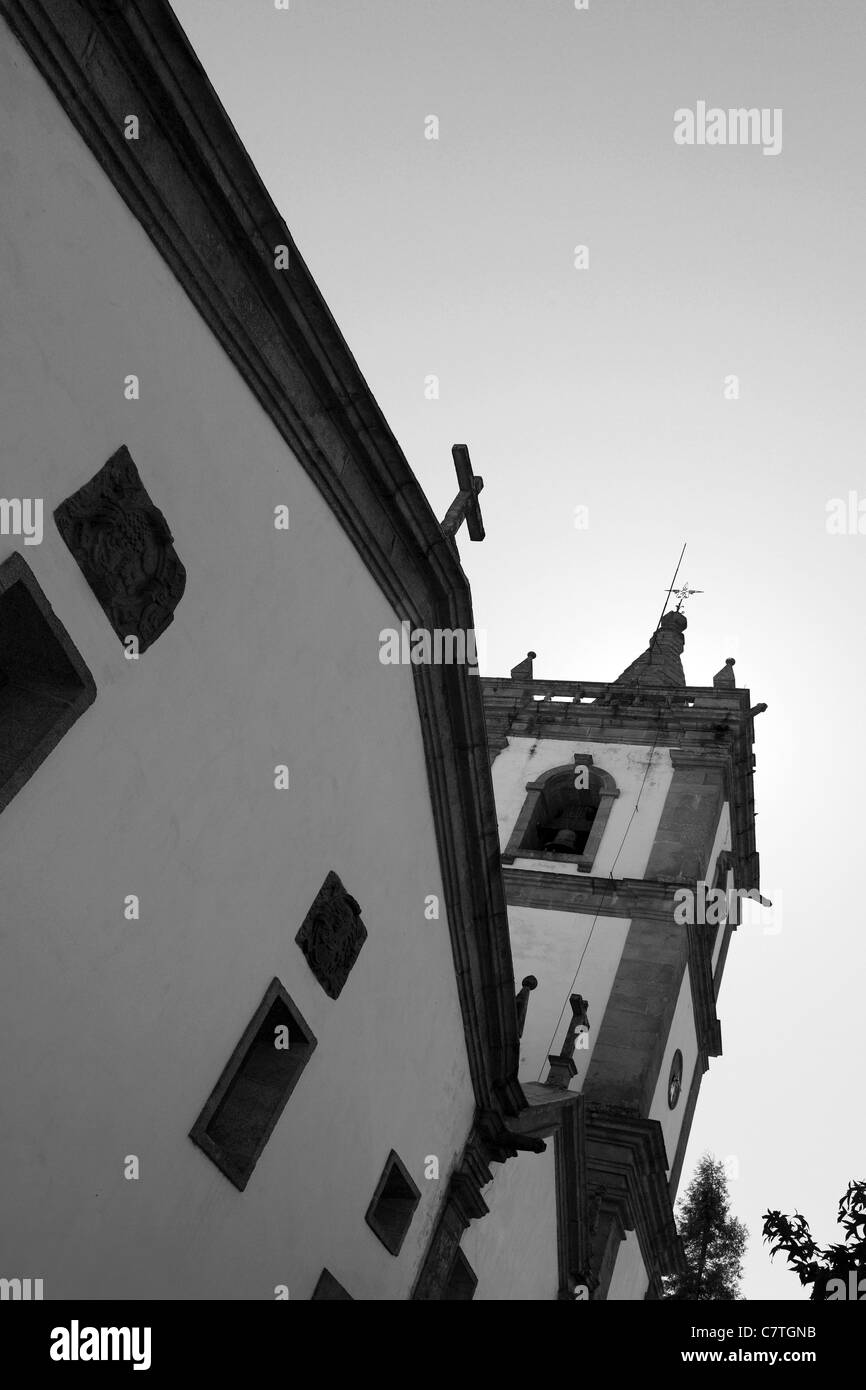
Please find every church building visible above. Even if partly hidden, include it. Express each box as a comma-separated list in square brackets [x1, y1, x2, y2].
[0, 0, 763, 1301]
[470, 614, 764, 1298]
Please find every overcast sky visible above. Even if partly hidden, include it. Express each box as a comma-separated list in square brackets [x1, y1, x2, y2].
[171, 0, 866, 1299]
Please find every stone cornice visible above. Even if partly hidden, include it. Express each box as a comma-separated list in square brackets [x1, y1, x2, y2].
[502, 868, 684, 921]
[0, 0, 525, 1122]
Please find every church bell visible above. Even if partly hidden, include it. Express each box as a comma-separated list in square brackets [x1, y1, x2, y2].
[545, 828, 578, 853]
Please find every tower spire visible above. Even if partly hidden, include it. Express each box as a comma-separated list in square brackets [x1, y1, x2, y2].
[612, 609, 688, 688]
[609, 558, 702, 689]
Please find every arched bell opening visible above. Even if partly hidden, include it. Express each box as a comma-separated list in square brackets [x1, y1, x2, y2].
[533, 775, 600, 856]
[501, 757, 619, 872]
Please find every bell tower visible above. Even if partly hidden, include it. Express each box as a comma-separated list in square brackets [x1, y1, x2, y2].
[482, 612, 763, 1298]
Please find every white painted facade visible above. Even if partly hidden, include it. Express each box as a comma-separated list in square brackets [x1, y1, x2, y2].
[492, 735, 677, 1092]
[464, 1146, 560, 1301]
[493, 737, 674, 879]
[607, 1229, 649, 1301]
[509, 905, 629, 1088]
[0, 4, 753, 1302]
[488, 721, 726, 1297]
[0, 31, 475, 1300]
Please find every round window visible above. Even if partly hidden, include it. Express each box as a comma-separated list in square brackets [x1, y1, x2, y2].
[667, 1049, 683, 1110]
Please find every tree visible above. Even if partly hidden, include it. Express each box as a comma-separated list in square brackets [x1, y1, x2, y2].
[763, 1180, 866, 1300]
[664, 1153, 747, 1300]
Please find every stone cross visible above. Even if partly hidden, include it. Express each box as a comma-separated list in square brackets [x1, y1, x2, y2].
[440, 444, 485, 544]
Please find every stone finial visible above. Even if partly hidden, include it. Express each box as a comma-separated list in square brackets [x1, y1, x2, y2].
[515, 975, 538, 1038]
[561, 993, 590, 1058]
[510, 650, 536, 681]
[611, 610, 687, 689]
[544, 994, 590, 1088]
[713, 657, 736, 689]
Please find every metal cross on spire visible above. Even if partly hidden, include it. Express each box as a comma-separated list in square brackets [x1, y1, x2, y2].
[440, 444, 485, 546]
[665, 582, 704, 613]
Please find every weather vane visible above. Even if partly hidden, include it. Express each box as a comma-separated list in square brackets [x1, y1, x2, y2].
[664, 582, 704, 613]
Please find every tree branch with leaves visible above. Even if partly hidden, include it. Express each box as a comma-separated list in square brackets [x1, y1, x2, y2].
[763, 1180, 866, 1300]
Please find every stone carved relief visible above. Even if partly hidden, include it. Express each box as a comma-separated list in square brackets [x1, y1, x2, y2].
[295, 870, 368, 999]
[54, 446, 186, 653]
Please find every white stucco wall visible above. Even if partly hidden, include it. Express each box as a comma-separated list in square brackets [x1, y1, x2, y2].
[509, 905, 629, 1089]
[606, 1228, 649, 1301]
[648, 968, 698, 1174]
[493, 737, 674, 879]
[464, 1146, 560, 1300]
[0, 30, 474, 1299]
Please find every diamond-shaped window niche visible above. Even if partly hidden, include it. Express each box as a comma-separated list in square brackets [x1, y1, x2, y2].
[364, 1150, 421, 1257]
[189, 978, 317, 1191]
[0, 551, 96, 816]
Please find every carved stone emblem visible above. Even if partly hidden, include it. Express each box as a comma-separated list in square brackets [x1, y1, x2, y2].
[54, 446, 186, 653]
[295, 871, 367, 999]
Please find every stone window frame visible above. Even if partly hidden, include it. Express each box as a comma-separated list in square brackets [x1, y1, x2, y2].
[0, 551, 96, 816]
[501, 756, 620, 873]
[311, 1268, 353, 1300]
[189, 976, 317, 1192]
[442, 1247, 478, 1300]
[364, 1150, 422, 1257]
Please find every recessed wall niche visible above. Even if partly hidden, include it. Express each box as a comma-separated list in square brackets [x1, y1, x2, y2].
[54, 446, 186, 653]
[189, 978, 317, 1192]
[0, 551, 96, 816]
[364, 1150, 421, 1256]
[311, 1269, 354, 1300]
[442, 1247, 478, 1300]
